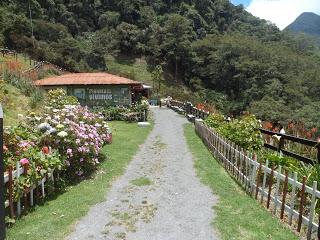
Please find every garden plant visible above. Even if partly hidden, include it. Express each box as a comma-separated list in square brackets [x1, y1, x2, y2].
[2, 89, 112, 221]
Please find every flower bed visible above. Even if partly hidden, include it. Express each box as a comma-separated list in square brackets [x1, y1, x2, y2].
[3, 89, 112, 219]
[95, 101, 149, 122]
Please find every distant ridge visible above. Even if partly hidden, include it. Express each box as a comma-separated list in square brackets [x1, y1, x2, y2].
[285, 12, 320, 37]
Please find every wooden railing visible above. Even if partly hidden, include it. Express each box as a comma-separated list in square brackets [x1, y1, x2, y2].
[260, 128, 320, 165]
[0, 104, 5, 240]
[169, 99, 320, 164]
[195, 120, 320, 239]
[3, 162, 56, 219]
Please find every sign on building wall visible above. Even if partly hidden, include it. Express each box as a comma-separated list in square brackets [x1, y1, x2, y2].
[88, 89, 113, 101]
[74, 88, 86, 100]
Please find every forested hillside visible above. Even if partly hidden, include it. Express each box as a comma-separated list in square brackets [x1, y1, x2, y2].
[1, 0, 320, 129]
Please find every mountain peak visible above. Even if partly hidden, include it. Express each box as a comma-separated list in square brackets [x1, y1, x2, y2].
[285, 12, 320, 37]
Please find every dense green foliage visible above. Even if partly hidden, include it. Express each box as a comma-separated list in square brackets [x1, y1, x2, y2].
[96, 103, 149, 122]
[205, 113, 263, 151]
[1, 0, 320, 128]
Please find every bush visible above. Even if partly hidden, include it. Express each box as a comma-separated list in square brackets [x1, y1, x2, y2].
[45, 89, 79, 109]
[29, 89, 44, 108]
[204, 113, 225, 129]
[3, 105, 112, 200]
[97, 103, 149, 122]
[205, 113, 264, 151]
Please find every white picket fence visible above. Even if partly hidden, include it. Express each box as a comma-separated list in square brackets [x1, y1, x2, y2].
[3, 161, 54, 218]
[195, 120, 320, 240]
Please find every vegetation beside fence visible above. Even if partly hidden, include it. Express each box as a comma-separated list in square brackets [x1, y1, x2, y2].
[184, 124, 298, 240]
[95, 101, 149, 122]
[170, 99, 320, 239]
[6, 121, 153, 240]
[195, 121, 319, 239]
[3, 89, 112, 223]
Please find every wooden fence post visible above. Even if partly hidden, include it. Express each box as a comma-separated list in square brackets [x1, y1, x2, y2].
[298, 176, 307, 232]
[280, 170, 289, 219]
[8, 166, 14, 218]
[0, 104, 5, 240]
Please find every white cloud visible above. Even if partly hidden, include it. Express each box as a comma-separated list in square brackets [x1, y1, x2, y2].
[247, 0, 320, 30]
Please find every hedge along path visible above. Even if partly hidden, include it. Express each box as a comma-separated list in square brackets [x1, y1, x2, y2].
[67, 107, 219, 240]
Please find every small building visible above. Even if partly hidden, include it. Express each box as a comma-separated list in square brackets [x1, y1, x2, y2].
[35, 73, 149, 107]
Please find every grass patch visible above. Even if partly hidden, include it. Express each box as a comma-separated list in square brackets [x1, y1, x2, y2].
[184, 123, 298, 240]
[2, 84, 33, 126]
[105, 55, 202, 103]
[130, 177, 153, 186]
[106, 55, 152, 84]
[6, 121, 153, 240]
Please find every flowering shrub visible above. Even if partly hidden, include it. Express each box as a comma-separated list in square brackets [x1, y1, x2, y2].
[45, 89, 79, 109]
[205, 113, 264, 151]
[96, 102, 149, 122]
[204, 113, 225, 129]
[4, 104, 111, 199]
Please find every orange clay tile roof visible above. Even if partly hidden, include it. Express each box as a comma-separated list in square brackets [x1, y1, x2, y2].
[34, 73, 141, 86]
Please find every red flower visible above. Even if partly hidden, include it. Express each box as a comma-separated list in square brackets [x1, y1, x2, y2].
[311, 128, 317, 133]
[306, 131, 312, 139]
[42, 146, 50, 155]
[288, 123, 294, 129]
[264, 122, 273, 130]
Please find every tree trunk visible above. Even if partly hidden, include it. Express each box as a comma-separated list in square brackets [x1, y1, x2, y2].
[175, 55, 178, 82]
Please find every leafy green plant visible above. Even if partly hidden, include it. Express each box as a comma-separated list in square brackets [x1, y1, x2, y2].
[204, 113, 225, 129]
[29, 89, 44, 108]
[96, 103, 149, 122]
[262, 152, 300, 172]
[205, 113, 264, 151]
[45, 89, 79, 108]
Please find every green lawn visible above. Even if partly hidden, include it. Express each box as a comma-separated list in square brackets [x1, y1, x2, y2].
[184, 123, 298, 240]
[6, 121, 153, 240]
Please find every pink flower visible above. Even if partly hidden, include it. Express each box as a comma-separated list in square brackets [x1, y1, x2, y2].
[3, 145, 8, 152]
[20, 158, 29, 165]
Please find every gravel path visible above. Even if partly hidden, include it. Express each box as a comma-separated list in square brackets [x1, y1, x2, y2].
[67, 107, 219, 240]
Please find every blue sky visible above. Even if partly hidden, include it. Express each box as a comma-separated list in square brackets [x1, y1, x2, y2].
[229, 0, 320, 30]
[230, 0, 250, 7]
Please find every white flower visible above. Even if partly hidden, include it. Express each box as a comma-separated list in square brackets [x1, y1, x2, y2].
[38, 122, 52, 131]
[57, 131, 68, 138]
[272, 135, 281, 141]
[280, 128, 286, 134]
[17, 114, 24, 119]
[35, 117, 42, 121]
[47, 128, 57, 134]
[56, 124, 64, 129]
[52, 109, 60, 113]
